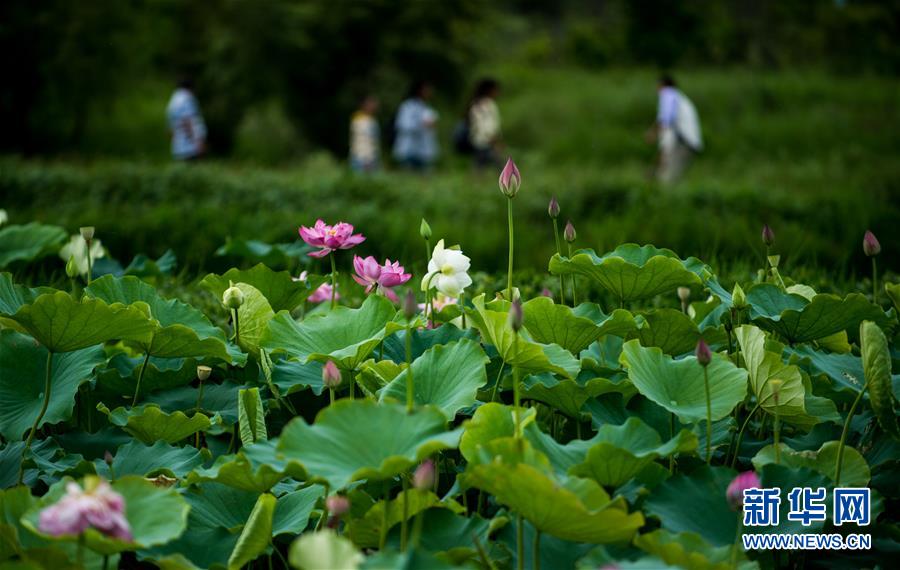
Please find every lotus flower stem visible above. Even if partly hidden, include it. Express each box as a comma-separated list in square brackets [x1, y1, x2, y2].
[314, 484, 331, 531]
[669, 413, 676, 473]
[774, 412, 781, 465]
[512, 336, 522, 443]
[490, 361, 506, 402]
[131, 352, 151, 407]
[330, 254, 338, 310]
[567, 243, 577, 305]
[872, 258, 878, 304]
[231, 308, 241, 348]
[400, 476, 410, 550]
[77, 535, 85, 568]
[516, 513, 525, 570]
[18, 351, 53, 484]
[472, 532, 497, 570]
[730, 519, 743, 569]
[731, 404, 760, 468]
[507, 198, 515, 300]
[460, 293, 467, 328]
[405, 324, 414, 413]
[85, 241, 93, 286]
[835, 382, 868, 485]
[533, 529, 541, 570]
[703, 367, 712, 463]
[552, 218, 565, 304]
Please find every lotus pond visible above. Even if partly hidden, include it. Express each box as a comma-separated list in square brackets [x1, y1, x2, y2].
[0, 169, 897, 570]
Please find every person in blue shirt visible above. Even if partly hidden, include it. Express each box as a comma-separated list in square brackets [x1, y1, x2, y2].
[392, 81, 438, 171]
[166, 78, 207, 161]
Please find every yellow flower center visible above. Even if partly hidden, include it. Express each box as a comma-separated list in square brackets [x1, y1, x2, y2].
[441, 263, 455, 276]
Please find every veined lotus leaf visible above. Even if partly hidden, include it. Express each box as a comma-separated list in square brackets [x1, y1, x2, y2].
[227, 492, 276, 570]
[97, 354, 199, 396]
[461, 439, 644, 543]
[0, 485, 44, 553]
[145, 482, 259, 569]
[147, 381, 242, 425]
[272, 485, 324, 537]
[521, 373, 617, 419]
[85, 275, 237, 361]
[752, 441, 870, 487]
[96, 403, 213, 444]
[402, 509, 492, 564]
[0, 330, 105, 440]
[379, 339, 488, 420]
[0, 273, 48, 316]
[521, 297, 608, 354]
[634, 529, 745, 570]
[278, 400, 461, 490]
[22, 475, 189, 555]
[747, 284, 886, 344]
[788, 345, 865, 397]
[570, 417, 698, 487]
[0, 222, 66, 268]
[261, 294, 402, 370]
[93, 440, 203, 480]
[199, 263, 317, 312]
[580, 336, 626, 374]
[357, 359, 403, 396]
[572, 304, 639, 339]
[272, 358, 326, 396]
[734, 325, 806, 417]
[467, 294, 580, 378]
[886, 282, 900, 313]
[348, 488, 464, 548]
[381, 326, 476, 364]
[187, 441, 305, 493]
[8, 291, 155, 353]
[233, 283, 274, 357]
[644, 466, 738, 547]
[629, 309, 703, 356]
[4, 438, 85, 490]
[459, 403, 538, 464]
[619, 340, 748, 424]
[548, 244, 708, 303]
[238, 387, 267, 446]
[123, 249, 177, 279]
[360, 548, 459, 570]
[860, 320, 899, 438]
[289, 530, 363, 570]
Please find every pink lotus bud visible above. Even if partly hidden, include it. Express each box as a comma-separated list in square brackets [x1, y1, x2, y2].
[564, 220, 576, 243]
[508, 299, 524, 332]
[548, 196, 560, 219]
[104, 451, 114, 466]
[541, 288, 553, 298]
[695, 339, 712, 367]
[403, 290, 417, 321]
[863, 230, 881, 257]
[498, 157, 521, 198]
[326, 495, 350, 516]
[726, 471, 761, 511]
[322, 361, 341, 389]
[761, 224, 775, 247]
[413, 460, 436, 490]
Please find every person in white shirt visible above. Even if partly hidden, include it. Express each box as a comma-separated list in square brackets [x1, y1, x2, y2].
[467, 78, 502, 169]
[393, 81, 438, 171]
[647, 75, 703, 184]
[166, 78, 207, 161]
[349, 95, 381, 173]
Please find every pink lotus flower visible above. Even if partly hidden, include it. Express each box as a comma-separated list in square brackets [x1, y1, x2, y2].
[352, 255, 411, 293]
[38, 479, 133, 541]
[299, 219, 366, 258]
[726, 471, 761, 511]
[308, 283, 338, 303]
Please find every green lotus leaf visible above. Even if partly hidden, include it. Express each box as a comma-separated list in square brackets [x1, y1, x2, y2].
[379, 339, 488, 420]
[232, 282, 275, 357]
[570, 417, 698, 487]
[459, 403, 537, 464]
[521, 373, 618, 419]
[272, 485, 323, 537]
[147, 381, 242, 425]
[3, 439, 85, 490]
[461, 439, 644, 543]
[756, 464, 837, 535]
[0, 330, 105, 440]
[97, 403, 213, 444]
[348, 488, 463, 549]
[261, 294, 402, 370]
[886, 282, 900, 313]
[200, 263, 315, 312]
[0, 222, 67, 268]
[0, 273, 47, 316]
[93, 440, 203, 480]
[634, 529, 744, 570]
[23, 475, 189, 555]
[751, 441, 870, 487]
[467, 294, 580, 378]
[8, 291, 155, 353]
[619, 340, 748, 424]
[97, 354, 199, 397]
[187, 441, 305, 493]
[227, 493, 276, 570]
[238, 387, 267, 446]
[122, 249, 177, 279]
[380, 326, 474, 364]
[644, 466, 738, 547]
[360, 548, 458, 570]
[521, 296, 608, 354]
[396, 509, 491, 564]
[278, 399, 460, 490]
[289, 530, 363, 570]
[734, 325, 806, 417]
[747, 284, 886, 344]
[860, 320, 899, 438]
[788, 345, 865, 397]
[214, 239, 312, 268]
[572, 304, 639, 339]
[549, 244, 708, 303]
[629, 309, 704, 356]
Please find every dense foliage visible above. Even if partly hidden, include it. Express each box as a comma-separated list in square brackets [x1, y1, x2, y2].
[0, 183, 897, 568]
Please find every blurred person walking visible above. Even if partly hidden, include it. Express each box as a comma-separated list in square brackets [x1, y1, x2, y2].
[166, 78, 207, 161]
[647, 75, 702, 184]
[392, 80, 438, 171]
[467, 78, 503, 169]
[349, 95, 381, 173]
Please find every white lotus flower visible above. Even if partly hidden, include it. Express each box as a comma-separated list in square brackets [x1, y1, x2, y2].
[421, 239, 472, 297]
[59, 234, 105, 276]
[0, 209, 8, 227]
